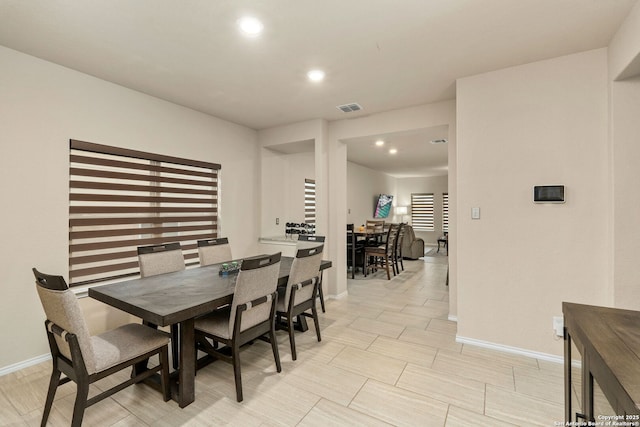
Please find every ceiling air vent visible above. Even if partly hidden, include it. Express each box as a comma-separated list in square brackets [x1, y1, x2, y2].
[430, 139, 448, 144]
[336, 103, 363, 113]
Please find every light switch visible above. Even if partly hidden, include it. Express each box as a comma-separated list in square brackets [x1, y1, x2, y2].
[471, 207, 480, 219]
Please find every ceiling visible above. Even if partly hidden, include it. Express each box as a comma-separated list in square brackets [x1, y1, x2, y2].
[0, 0, 635, 176]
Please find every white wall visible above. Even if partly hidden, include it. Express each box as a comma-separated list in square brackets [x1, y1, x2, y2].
[0, 46, 259, 370]
[260, 150, 315, 237]
[346, 162, 396, 226]
[456, 48, 610, 356]
[396, 175, 448, 245]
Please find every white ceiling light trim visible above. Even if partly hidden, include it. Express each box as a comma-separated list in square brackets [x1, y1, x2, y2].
[375, 140, 384, 146]
[389, 148, 398, 154]
[237, 16, 264, 36]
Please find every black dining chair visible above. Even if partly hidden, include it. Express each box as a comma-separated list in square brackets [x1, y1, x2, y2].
[364, 223, 399, 280]
[33, 268, 171, 427]
[347, 224, 365, 279]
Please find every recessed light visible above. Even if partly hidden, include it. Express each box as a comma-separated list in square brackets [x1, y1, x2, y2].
[389, 148, 398, 154]
[307, 69, 325, 82]
[375, 140, 384, 147]
[238, 16, 264, 36]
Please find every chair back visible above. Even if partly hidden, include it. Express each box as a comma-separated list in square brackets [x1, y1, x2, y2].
[197, 238, 232, 266]
[32, 268, 98, 374]
[286, 244, 324, 306]
[229, 252, 281, 335]
[297, 235, 325, 243]
[385, 223, 400, 256]
[366, 220, 384, 234]
[137, 242, 185, 277]
[395, 223, 405, 254]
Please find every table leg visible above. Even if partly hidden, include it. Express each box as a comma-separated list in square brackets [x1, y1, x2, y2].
[582, 351, 594, 422]
[564, 328, 571, 422]
[177, 318, 195, 408]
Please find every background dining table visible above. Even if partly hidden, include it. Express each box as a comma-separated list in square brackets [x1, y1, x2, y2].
[89, 255, 332, 408]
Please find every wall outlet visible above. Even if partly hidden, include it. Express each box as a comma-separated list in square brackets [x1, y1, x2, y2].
[276, 218, 279, 225]
[553, 316, 564, 337]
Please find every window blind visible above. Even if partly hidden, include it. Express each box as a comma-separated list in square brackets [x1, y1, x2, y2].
[69, 140, 220, 286]
[304, 178, 316, 227]
[411, 193, 434, 231]
[442, 193, 449, 232]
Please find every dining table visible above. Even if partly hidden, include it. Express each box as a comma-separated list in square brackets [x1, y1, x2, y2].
[89, 255, 332, 408]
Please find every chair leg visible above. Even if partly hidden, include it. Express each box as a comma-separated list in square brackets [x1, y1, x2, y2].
[269, 327, 282, 373]
[159, 346, 171, 402]
[287, 315, 297, 361]
[384, 255, 391, 280]
[41, 367, 61, 426]
[311, 306, 322, 343]
[318, 272, 326, 313]
[231, 343, 243, 402]
[71, 379, 89, 427]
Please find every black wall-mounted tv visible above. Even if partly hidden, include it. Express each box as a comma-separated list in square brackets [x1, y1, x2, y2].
[374, 194, 393, 218]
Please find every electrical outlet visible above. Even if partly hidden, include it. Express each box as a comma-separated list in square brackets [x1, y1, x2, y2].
[276, 218, 279, 225]
[553, 316, 564, 337]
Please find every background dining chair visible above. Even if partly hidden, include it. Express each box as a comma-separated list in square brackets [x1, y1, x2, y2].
[276, 244, 323, 361]
[197, 237, 232, 266]
[33, 268, 170, 427]
[364, 223, 399, 280]
[137, 242, 185, 369]
[194, 252, 282, 402]
[394, 223, 405, 273]
[296, 234, 326, 312]
[347, 224, 365, 279]
[365, 219, 385, 246]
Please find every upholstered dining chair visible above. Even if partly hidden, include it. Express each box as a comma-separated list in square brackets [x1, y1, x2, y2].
[276, 244, 323, 361]
[364, 223, 399, 280]
[137, 242, 185, 369]
[194, 252, 282, 402]
[296, 234, 326, 312]
[197, 237, 232, 266]
[33, 268, 170, 427]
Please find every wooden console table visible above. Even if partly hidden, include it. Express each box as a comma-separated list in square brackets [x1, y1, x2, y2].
[563, 302, 640, 423]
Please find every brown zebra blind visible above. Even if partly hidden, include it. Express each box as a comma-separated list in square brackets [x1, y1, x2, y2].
[69, 140, 220, 286]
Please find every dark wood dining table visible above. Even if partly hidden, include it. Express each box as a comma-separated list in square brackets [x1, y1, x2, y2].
[89, 256, 332, 408]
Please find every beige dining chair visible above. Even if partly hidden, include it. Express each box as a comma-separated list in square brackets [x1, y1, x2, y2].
[33, 268, 171, 427]
[296, 234, 326, 312]
[194, 252, 282, 402]
[137, 242, 185, 369]
[276, 244, 323, 360]
[197, 237, 232, 266]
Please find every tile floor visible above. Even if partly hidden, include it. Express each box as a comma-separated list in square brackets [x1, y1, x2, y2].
[2, 254, 578, 426]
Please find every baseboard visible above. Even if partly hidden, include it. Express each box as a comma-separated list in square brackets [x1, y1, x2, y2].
[456, 335, 575, 366]
[0, 353, 51, 377]
[448, 315, 458, 322]
[328, 290, 349, 300]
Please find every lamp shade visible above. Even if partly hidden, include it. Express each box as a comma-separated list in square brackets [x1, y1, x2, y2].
[395, 206, 408, 215]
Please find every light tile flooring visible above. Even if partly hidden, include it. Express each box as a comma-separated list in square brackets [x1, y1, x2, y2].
[2, 255, 575, 426]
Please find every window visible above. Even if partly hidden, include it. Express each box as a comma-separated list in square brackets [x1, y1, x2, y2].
[69, 140, 220, 286]
[442, 193, 449, 232]
[304, 178, 316, 228]
[411, 193, 434, 231]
